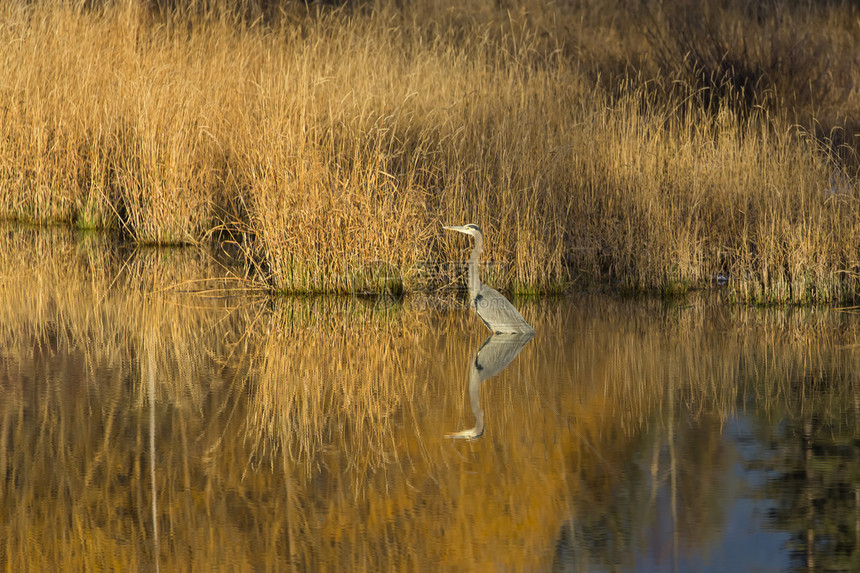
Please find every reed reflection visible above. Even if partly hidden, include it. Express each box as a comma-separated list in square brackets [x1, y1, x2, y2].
[447, 332, 534, 439]
[4, 228, 860, 570]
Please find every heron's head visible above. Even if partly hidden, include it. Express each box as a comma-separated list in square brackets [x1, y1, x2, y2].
[443, 223, 483, 240]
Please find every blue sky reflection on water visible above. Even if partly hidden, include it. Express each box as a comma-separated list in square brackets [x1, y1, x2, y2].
[630, 414, 792, 573]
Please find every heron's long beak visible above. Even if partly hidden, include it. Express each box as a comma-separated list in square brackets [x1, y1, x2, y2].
[443, 225, 470, 234]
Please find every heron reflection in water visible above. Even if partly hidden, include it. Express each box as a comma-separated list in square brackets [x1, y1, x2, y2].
[446, 333, 533, 439]
[444, 223, 535, 439]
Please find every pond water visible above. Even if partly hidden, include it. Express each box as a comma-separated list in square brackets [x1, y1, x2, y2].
[1, 228, 859, 571]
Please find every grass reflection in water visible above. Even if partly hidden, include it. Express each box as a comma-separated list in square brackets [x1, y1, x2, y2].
[0, 229, 859, 570]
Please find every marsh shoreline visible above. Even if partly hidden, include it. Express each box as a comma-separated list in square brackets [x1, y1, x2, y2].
[2, 1, 859, 302]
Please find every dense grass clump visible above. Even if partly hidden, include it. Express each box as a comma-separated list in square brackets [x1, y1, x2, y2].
[0, 0, 859, 301]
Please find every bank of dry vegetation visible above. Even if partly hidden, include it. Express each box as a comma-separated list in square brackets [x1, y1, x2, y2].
[1, 0, 859, 301]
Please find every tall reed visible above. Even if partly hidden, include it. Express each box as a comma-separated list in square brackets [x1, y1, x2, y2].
[1, 1, 859, 300]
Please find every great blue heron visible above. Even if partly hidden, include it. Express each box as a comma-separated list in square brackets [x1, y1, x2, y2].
[443, 224, 535, 335]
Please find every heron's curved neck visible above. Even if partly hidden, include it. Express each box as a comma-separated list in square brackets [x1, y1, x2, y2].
[468, 234, 483, 301]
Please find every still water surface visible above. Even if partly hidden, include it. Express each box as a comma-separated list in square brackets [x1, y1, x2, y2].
[1, 229, 859, 571]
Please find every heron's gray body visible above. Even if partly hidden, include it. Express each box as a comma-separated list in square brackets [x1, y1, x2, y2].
[444, 224, 535, 335]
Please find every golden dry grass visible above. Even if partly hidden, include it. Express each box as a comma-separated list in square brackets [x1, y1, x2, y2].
[0, 1, 859, 300]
